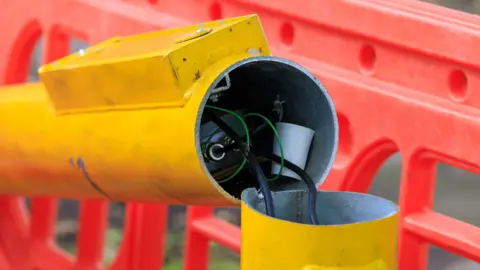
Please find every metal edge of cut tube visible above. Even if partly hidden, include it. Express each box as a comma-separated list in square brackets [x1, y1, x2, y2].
[241, 187, 399, 225]
[195, 56, 339, 204]
[240, 187, 399, 269]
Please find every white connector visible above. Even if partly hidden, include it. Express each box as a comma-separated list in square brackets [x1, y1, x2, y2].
[271, 122, 315, 180]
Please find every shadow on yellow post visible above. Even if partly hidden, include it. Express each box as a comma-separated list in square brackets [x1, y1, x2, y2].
[241, 188, 399, 270]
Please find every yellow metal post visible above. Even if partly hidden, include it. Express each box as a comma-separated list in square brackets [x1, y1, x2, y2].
[241, 188, 399, 269]
[0, 15, 272, 204]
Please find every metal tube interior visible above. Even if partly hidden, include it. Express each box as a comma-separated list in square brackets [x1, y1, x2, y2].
[242, 188, 399, 225]
[197, 56, 338, 201]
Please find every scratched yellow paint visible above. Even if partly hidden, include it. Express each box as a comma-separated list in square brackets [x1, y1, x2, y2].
[0, 15, 269, 204]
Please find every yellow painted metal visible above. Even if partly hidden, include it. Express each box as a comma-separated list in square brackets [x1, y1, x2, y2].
[0, 15, 270, 204]
[241, 189, 399, 270]
[39, 15, 270, 115]
[301, 260, 388, 270]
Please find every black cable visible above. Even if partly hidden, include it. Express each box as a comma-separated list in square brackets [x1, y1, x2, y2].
[215, 122, 268, 154]
[209, 112, 276, 218]
[215, 111, 277, 154]
[208, 111, 317, 224]
[209, 121, 318, 224]
[263, 153, 319, 225]
[245, 151, 276, 217]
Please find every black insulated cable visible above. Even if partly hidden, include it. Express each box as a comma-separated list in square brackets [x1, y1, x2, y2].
[245, 150, 276, 217]
[215, 123, 268, 154]
[209, 112, 276, 218]
[262, 153, 320, 225]
[215, 112, 277, 154]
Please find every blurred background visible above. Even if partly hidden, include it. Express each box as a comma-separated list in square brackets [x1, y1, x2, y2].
[26, 0, 480, 269]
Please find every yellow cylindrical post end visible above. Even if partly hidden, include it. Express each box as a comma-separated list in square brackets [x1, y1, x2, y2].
[241, 188, 399, 270]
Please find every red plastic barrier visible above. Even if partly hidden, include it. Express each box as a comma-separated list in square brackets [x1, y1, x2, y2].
[1, 0, 480, 269]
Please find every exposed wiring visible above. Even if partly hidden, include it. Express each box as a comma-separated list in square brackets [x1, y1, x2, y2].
[246, 151, 276, 217]
[202, 109, 284, 182]
[217, 111, 277, 154]
[209, 112, 276, 218]
[242, 113, 284, 181]
[204, 105, 249, 183]
[263, 153, 319, 225]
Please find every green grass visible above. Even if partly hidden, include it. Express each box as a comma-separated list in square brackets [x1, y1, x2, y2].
[58, 227, 240, 270]
[164, 260, 239, 270]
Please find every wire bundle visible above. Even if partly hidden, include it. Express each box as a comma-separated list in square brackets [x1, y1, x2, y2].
[203, 105, 319, 225]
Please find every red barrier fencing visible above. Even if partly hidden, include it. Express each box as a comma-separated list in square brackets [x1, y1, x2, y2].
[1, 0, 480, 269]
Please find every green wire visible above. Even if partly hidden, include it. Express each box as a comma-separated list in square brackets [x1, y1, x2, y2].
[202, 106, 285, 183]
[205, 105, 250, 183]
[243, 113, 285, 182]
